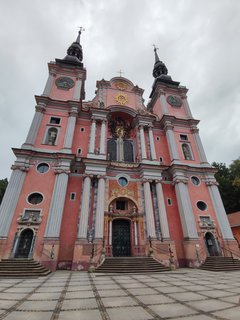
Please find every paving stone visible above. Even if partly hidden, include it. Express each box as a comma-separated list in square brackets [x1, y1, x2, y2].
[213, 306, 240, 320]
[35, 287, 64, 293]
[59, 309, 102, 320]
[187, 299, 234, 312]
[128, 288, 157, 295]
[0, 293, 27, 300]
[182, 285, 210, 291]
[226, 287, 240, 293]
[17, 300, 58, 311]
[95, 284, 120, 290]
[123, 282, 147, 289]
[61, 297, 98, 310]
[150, 303, 198, 318]
[65, 290, 94, 299]
[174, 315, 215, 320]
[98, 289, 128, 297]
[4, 287, 34, 293]
[107, 306, 153, 320]
[0, 300, 17, 309]
[66, 285, 92, 291]
[137, 294, 175, 304]
[102, 296, 137, 307]
[28, 292, 61, 300]
[207, 284, 235, 290]
[157, 286, 186, 293]
[168, 292, 207, 302]
[4, 311, 53, 320]
[219, 295, 240, 304]
[200, 290, 236, 298]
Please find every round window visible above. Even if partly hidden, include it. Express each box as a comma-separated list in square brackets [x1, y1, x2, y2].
[37, 163, 49, 173]
[118, 177, 128, 187]
[191, 176, 200, 186]
[197, 201, 207, 211]
[28, 193, 43, 205]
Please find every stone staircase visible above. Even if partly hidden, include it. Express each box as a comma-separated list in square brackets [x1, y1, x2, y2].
[95, 257, 171, 273]
[0, 259, 51, 277]
[200, 256, 240, 272]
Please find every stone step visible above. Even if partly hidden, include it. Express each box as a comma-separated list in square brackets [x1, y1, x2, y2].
[95, 257, 170, 273]
[200, 256, 240, 272]
[0, 259, 51, 277]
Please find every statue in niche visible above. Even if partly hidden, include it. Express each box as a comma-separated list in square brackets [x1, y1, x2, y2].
[48, 128, 57, 145]
[182, 143, 192, 160]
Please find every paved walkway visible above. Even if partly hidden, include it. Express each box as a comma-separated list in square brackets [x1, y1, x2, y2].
[0, 269, 239, 319]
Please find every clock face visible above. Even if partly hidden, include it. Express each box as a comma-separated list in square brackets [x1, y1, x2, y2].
[167, 95, 182, 107]
[55, 77, 75, 90]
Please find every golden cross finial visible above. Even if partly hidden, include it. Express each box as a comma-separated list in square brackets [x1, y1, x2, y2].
[78, 26, 85, 34]
[153, 44, 159, 52]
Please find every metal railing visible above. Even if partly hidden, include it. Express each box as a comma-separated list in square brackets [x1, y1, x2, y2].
[148, 236, 175, 269]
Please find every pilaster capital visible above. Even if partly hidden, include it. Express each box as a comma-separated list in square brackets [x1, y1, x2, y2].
[11, 164, 29, 172]
[190, 125, 199, 134]
[163, 121, 174, 132]
[180, 94, 187, 100]
[54, 168, 70, 175]
[159, 89, 166, 96]
[97, 175, 107, 181]
[155, 178, 163, 184]
[83, 173, 93, 179]
[35, 103, 46, 113]
[172, 176, 188, 186]
[142, 178, 152, 184]
[69, 107, 78, 118]
[205, 179, 219, 187]
[49, 71, 56, 77]
[91, 117, 97, 123]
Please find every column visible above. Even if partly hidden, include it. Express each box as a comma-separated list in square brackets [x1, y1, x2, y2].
[109, 220, 112, 245]
[44, 171, 69, 238]
[143, 180, 156, 237]
[73, 77, 82, 101]
[88, 119, 96, 154]
[77, 175, 91, 239]
[148, 126, 157, 160]
[95, 177, 106, 239]
[164, 122, 179, 161]
[155, 181, 170, 239]
[174, 177, 198, 239]
[207, 181, 234, 239]
[182, 95, 193, 118]
[63, 107, 78, 150]
[134, 221, 138, 245]
[139, 126, 147, 160]
[99, 120, 107, 155]
[23, 103, 45, 146]
[191, 126, 208, 163]
[42, 71, 55, 96]
[159, 91, 168, 114]
[0, 168, 26, 237]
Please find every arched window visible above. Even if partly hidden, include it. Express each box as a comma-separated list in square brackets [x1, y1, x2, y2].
[182, 143, 193, 160]
[123, 140, 134, 162]
[107, 138, 117, 161]
[46, 127, 58, 145]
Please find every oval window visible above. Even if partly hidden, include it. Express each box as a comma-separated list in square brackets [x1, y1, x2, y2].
[191, 176, 200, 186]
[118, 177, 128, 187]
[28, 193, 43, 205]
[197, 201, 207, 211]
[37, 163, 49, 173]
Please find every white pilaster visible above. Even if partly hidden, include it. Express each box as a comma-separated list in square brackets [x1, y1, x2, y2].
[0, 168, 26, 237]
[134, 221, 138, 245]
[78, 176, 91, 239]
[99, 120, 107, 155]
[207, 181, 234, 240]
[182, 96, 193, 118]
[42, 72, 55, 96]
[191, 126, 208, 163]
[109, 220, 112, 245]
[139, 126, 147, 160]
[155, 181, 170, 239]
[23, 104, 45, 146]
[44, 171, 69, 238]
[159, 91, 168, 114]
[88, 119, 96, 154]
[174, 176, 198, 239]
[73, 78, 82, 101]
[164, 122, 179, 161]
[63, 107, 78, 151]
[148, 126, 157, 160]
[95, 177, 106, 239]
[143, 180, 156, 237]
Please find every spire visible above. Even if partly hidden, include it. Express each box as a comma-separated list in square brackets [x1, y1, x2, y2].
[152, 45, 168, 78]
[61, 28, 84, 66]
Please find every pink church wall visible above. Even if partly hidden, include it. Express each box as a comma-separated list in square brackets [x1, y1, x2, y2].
[153, 130, 171, 164]
[166, 95, 188, 118]
[49, 77, 76, 101]
[72, 119, 90, 156]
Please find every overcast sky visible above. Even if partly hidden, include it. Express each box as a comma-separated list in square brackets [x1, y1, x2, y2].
[0, 0, 240, 179]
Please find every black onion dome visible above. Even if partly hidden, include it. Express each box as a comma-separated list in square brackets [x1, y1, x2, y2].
[63, 30, 83, 63]
[152, 47, 168, 78]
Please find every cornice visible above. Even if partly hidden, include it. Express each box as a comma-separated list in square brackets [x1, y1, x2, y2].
[158, 114, 200, 129]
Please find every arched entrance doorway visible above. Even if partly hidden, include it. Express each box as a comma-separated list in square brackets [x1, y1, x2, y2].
[204, 232, 220, 256]
[15, 229, 34, 258]
[112, 219, 131, 257]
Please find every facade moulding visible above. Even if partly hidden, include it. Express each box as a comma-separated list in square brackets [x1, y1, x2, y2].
[159, 114, 200, 129]
[35, 95, 81, 112]
[48, 61, 86, 78]
[108, 105, 138, 118]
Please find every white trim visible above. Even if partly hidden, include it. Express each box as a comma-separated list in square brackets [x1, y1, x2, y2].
[26, 192, 44, 205]
[190, 176, 201, 186]
[49, 116, 61, 125]
[36, 162, 50, 174]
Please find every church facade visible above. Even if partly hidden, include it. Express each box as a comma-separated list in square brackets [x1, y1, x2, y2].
[0, 32, 237, 270]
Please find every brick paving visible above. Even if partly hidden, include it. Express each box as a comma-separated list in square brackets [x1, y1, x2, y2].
[0, 269, 239, 319]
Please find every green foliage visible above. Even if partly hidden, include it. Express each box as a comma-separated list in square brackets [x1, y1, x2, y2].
[0, 178, 8, 204]
[212, 159, 240, 214]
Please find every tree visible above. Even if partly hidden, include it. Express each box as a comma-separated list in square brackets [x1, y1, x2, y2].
[0, 178, 8, 204]
[212, 159, 240, 214]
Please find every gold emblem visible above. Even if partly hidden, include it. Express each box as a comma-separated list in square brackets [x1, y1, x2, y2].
[115, 93, 128, 105]
[116, 82, 127, 91]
